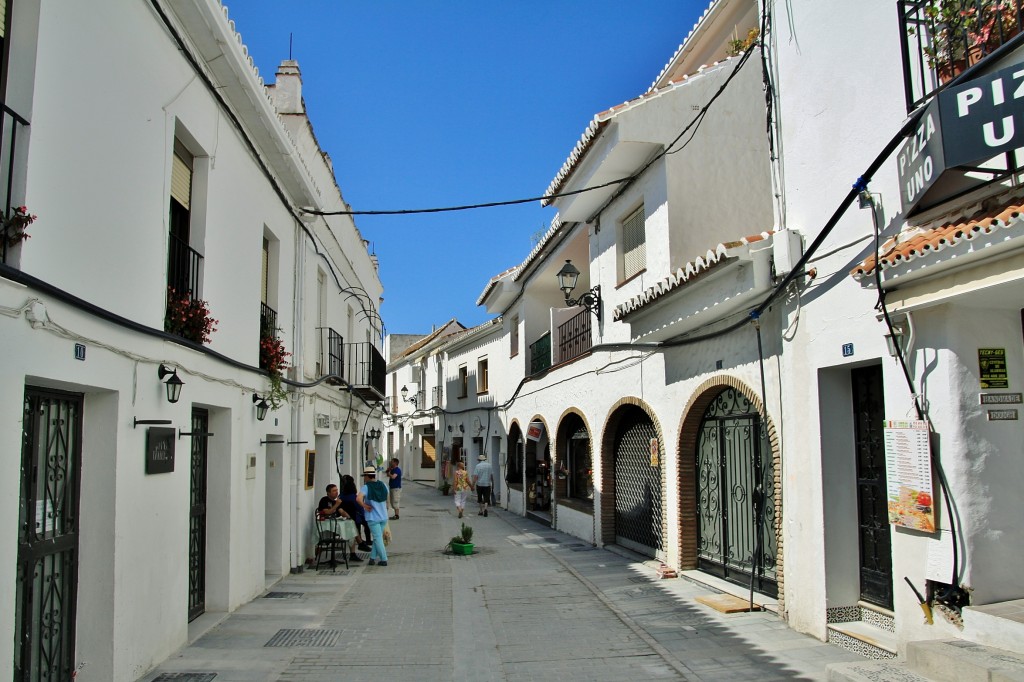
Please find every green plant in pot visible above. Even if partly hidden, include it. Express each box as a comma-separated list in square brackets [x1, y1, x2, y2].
[449, 522, 474, 555]
[439, 480, 451, 495]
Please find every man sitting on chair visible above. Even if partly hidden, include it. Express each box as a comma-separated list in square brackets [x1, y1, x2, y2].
[317, 483, 362, 562]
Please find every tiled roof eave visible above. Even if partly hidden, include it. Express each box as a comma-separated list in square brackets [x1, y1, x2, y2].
[613, 232, 773, 321]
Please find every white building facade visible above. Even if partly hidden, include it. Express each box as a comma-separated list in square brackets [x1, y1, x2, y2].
[0, 1, 383, 680]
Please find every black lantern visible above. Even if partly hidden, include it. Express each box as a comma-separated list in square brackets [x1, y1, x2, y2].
[400, 384, 419, 407]
[367, 427, 382, 441]
[158, 364, 184, 404]
[555, 259, 601, 321]
[252, 394, 269, 421]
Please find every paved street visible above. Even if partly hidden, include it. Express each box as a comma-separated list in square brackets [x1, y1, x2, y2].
[141, 483, 866, 681]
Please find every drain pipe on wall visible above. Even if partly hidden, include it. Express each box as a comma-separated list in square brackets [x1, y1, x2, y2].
[289, 221, 307, 572]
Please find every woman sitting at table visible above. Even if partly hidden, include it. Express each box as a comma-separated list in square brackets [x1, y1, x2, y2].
[339, 475, 372, 552]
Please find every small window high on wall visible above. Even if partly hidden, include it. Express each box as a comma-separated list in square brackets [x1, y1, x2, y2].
[619, 204, 646, 282]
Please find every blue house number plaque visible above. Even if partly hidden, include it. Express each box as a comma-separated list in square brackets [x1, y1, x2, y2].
[842, 343, 854, 357]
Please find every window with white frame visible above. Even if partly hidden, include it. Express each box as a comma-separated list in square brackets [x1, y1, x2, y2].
[619, 204, 646, 282]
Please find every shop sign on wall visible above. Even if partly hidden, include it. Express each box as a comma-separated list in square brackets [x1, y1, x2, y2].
[978, 348, 1008, 389]
[145, 427, 176, 474]
[883, 420, 936, 532]
[649, 438, 659, 467]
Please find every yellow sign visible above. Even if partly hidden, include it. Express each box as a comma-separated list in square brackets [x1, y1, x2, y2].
[649, 438, 659, 467]
[979, 348, 1008, 389]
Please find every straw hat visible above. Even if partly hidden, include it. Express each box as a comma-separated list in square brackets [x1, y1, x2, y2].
[477, 454, 487, 461]
[362, 466, 376, 477]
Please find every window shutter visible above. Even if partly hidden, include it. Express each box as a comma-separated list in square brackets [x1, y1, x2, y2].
[261, 239, 270, 304]
[171, 152, 192, 210]
[622, 206, 646, 280]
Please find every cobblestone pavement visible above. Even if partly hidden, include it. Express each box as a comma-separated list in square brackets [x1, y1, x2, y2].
[139, 483, 869, 681]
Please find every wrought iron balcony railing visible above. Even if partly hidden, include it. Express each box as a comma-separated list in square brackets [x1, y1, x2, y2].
[0, 101, 31, 264]
[167, 234, 204, 301]
[316, 326, 343, 380]
[261, 302, 279, 338]
[529, 332, 552, 375]
[900, 0, 1024, 110]
[346, 341, 386, 398]
[557, 308, 593, 365]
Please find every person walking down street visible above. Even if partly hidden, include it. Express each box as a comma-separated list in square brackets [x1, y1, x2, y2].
[472, 454, 494, 517]
[358, 466, 390, 566]
[339, 475, 372, 553]
[386, 457, 403, 520]
[452, 461, 472, 518]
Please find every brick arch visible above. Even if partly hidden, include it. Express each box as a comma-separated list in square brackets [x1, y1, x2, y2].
[553, 409, 595, 519]
[598, 397, 667, 548]
[675, 376, 785, 615]
[506, 420, 525, 489]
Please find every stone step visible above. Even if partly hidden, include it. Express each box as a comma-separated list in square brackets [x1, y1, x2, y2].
[906, 639, 1024, 682]
[828, 620, 898, 660]
[962, 599, 1024, 654]
[827, 660, 930, 682]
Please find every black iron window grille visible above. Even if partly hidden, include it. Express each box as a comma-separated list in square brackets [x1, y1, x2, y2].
[167, 234, 203, 302]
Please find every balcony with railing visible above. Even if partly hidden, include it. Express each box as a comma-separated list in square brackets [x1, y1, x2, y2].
[900, 0, 1024, 110]
[316, 326, 343, 383]
[0, 101, 31, 264]
[556, 308, 593, 365]
[529, 332, 552, 375]
[346, 341, 386, 400]
[167, 234, 204, 301]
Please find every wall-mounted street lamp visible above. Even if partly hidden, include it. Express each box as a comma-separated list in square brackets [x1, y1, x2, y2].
[884, 324, 907, 358]
[556, 260, 601, 321]
[400, 385, 419, 408]
[252, 393, 270, 421]
[367, 427, 382, 441]
[158, 364, 184, 404]
[459, 423, 465, 433]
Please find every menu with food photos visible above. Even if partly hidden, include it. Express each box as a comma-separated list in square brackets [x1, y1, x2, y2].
[883, 420, 936, 532]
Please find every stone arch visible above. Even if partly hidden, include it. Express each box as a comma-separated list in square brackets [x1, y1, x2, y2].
[524, 415, 552, 515]
[599, 397, 667, 548]
[675, 375, 784, 614]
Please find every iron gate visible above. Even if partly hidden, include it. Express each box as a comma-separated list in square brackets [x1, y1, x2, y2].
[613, 408, 661, 555]
[852, 365, 893, 609]
[15, 387, 83, 681]
[696, 388, 777, 596]
[188, 408, 209, 622]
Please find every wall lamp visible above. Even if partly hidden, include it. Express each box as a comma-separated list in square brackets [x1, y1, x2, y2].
[252, 394, 270, 421]
[400, 385, 419, 407]
[556, 259, 601, 321]
[366, 427, 382, 441]
[884, 324, 907, 359]
[459, 423, 465, 433]
[158, 364, 184, 404]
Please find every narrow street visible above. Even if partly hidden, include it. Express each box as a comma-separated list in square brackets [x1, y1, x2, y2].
[141, 482, 866, 681]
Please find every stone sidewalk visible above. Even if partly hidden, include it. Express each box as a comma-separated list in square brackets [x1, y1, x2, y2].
[139, 482, 868, 681]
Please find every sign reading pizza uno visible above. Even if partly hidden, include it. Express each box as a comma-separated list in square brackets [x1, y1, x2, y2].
[899, 60, 1024, 214]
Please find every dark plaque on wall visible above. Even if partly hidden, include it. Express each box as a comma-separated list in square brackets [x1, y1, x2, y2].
[146, 427, 176, 474]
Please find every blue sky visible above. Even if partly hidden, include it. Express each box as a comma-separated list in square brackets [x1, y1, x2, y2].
[226, 1, 710, 335]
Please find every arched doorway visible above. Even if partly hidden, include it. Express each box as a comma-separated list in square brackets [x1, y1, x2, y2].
[696, 387, 777, 596]
[611, 405, 661, 556]
[505, 423, 524, 491]
[555, 413, 593, 511]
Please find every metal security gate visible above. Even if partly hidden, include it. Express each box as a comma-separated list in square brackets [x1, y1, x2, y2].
[696, 388, 777, 596]
[188, 408, 209, 622]
[613, 408, 661, 555]
[852, 365, 893, 609]
[15, 387, 83, 681]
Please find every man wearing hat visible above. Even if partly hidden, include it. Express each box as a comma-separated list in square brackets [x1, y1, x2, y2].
[472, 453, 494, 517]
[357, 466, 390, 566]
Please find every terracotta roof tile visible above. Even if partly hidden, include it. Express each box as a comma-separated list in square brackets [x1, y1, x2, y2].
[850, 194, 1024, 280]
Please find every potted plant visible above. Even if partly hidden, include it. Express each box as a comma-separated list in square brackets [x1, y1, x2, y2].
[2, 206, 37, 247]
[258, 331, 291, 410]
[439, 480, 451, 496]
[165, 287, 218, 345]
[449, 522, 474, 555]
[917, 0, 1020, 83]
